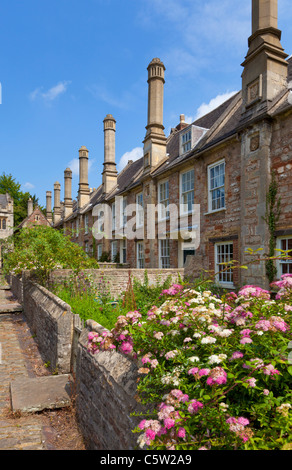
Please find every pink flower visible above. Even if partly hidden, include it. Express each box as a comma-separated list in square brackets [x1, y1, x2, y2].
[188, 367, 199, 375]
[138, 420, 146, 430]
[245, 378, 257, 387]
[177, 427, 186, 438]
[199, 368, 210, 377]
[263, 389, 270, 396]
[164, 418, 175, 429]
[238, 285, 270, 300]
[145, 429, 156, 441]
[237, 417, 250, 426]
[255, 320, 271, 331]
[240, 329, 252, 337]
[230, 351, 244, 360]
[120, 341, 133, 354]
[206, 367, 227, 386]
[240, 337, 253, 345]
[263, 364, 280, 376]
[187, 399, 204, 414]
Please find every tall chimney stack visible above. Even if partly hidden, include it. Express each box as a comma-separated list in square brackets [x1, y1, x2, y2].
[102, 114, 118, 194]
[64, 167, 73, 218]
[78, 146, 90, 208]
[143, 58, 167, 169]
[46, 191, 53, 224]
[53, 182, 61, 224]
[27, 198, 33, 217]
[241, 0, 288, 116]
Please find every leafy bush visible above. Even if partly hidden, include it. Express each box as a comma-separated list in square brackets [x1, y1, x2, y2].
[3, 226, 98, 284]
[130, 271, 174, 317]
[87, 276, 292, 450]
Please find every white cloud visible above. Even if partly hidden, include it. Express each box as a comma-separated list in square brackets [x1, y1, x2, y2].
[194, 91, 238, 120]
[67, 158, 95, 177]
[29, 81, 71, 102]
[23, 182, 35, 190]
[117, 147, 143, 172]
[138, 0, 250, 77]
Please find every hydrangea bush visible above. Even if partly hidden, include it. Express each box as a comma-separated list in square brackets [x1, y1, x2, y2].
[88, 277, 292, 450]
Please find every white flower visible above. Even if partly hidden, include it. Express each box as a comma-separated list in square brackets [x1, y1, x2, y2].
[170, 330, 180, 336]
[218, 354, 227, 361]
[201, 336, 216, 344]
[193, 332, 201, 338]
[219, 329, 233, 338]
[189, 356, 200, 363]
[208, 354, 223, 364]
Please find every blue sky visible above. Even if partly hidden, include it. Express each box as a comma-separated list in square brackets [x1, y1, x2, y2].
[1, 0, 292, 208]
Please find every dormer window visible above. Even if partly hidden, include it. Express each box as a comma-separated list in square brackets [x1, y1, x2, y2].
[180, 125, 208, 156]
[181, 129, 192, 154]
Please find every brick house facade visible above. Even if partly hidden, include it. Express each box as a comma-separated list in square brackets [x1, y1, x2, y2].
[49, 0, 292, 290]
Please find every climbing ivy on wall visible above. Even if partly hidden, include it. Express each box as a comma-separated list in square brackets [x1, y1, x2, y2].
[263, 171, 281, 283]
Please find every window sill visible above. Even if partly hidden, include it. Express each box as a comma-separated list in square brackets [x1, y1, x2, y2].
[204, 208, 226, 216]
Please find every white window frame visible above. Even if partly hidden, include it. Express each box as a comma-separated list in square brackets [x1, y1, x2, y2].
[112, 202, 116, 231]
[111, 240, 118, 262]
[136, 192, 144, 228]
[180, 169, 195, 215]
[76, 218, 79, 237]
[97, 244, 103, 260]
[84, 214, 89, 234]
[215, 241, 234, 288]
[137, 241, 145, 269]
[276, 236, 292, 277]
[120, 197, 127, 228]
[158, 179, 170, 221]
[208, 160, 225, 213]
[84, 241, 89, 254]
[180, 128, 192, 154]
[121, 239, 127, 264]
[159, 239, 170, 268]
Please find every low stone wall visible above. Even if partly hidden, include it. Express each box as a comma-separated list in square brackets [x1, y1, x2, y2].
[8, 272, 147, 449]
[22, 276, 74, 374]
[10, 274, 23, 303]
[75, 320, 145, 450]
[50, 268, 184, 300]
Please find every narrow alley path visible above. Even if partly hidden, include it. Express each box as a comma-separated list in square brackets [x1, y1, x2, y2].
[0, 276, 85, 450]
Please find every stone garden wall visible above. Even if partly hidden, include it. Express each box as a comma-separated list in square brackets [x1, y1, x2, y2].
[49, 267, 184, 300]
[9, 268, 181, 449]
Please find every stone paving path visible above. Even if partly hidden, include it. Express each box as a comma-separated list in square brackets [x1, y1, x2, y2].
[0, 286, 46, 450]
[0, 278, 85, 450]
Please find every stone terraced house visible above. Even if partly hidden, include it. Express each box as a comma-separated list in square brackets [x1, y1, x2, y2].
[48, 0, 292, 290]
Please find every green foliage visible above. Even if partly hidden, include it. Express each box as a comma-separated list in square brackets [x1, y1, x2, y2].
[2, 225, 98, 284]
[88, 279, 292, 450]
[131, 271, 173, 316]
[263, 171, 281, 283]
[98, 251, 111, 262]
[0, 172, 45, 227]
